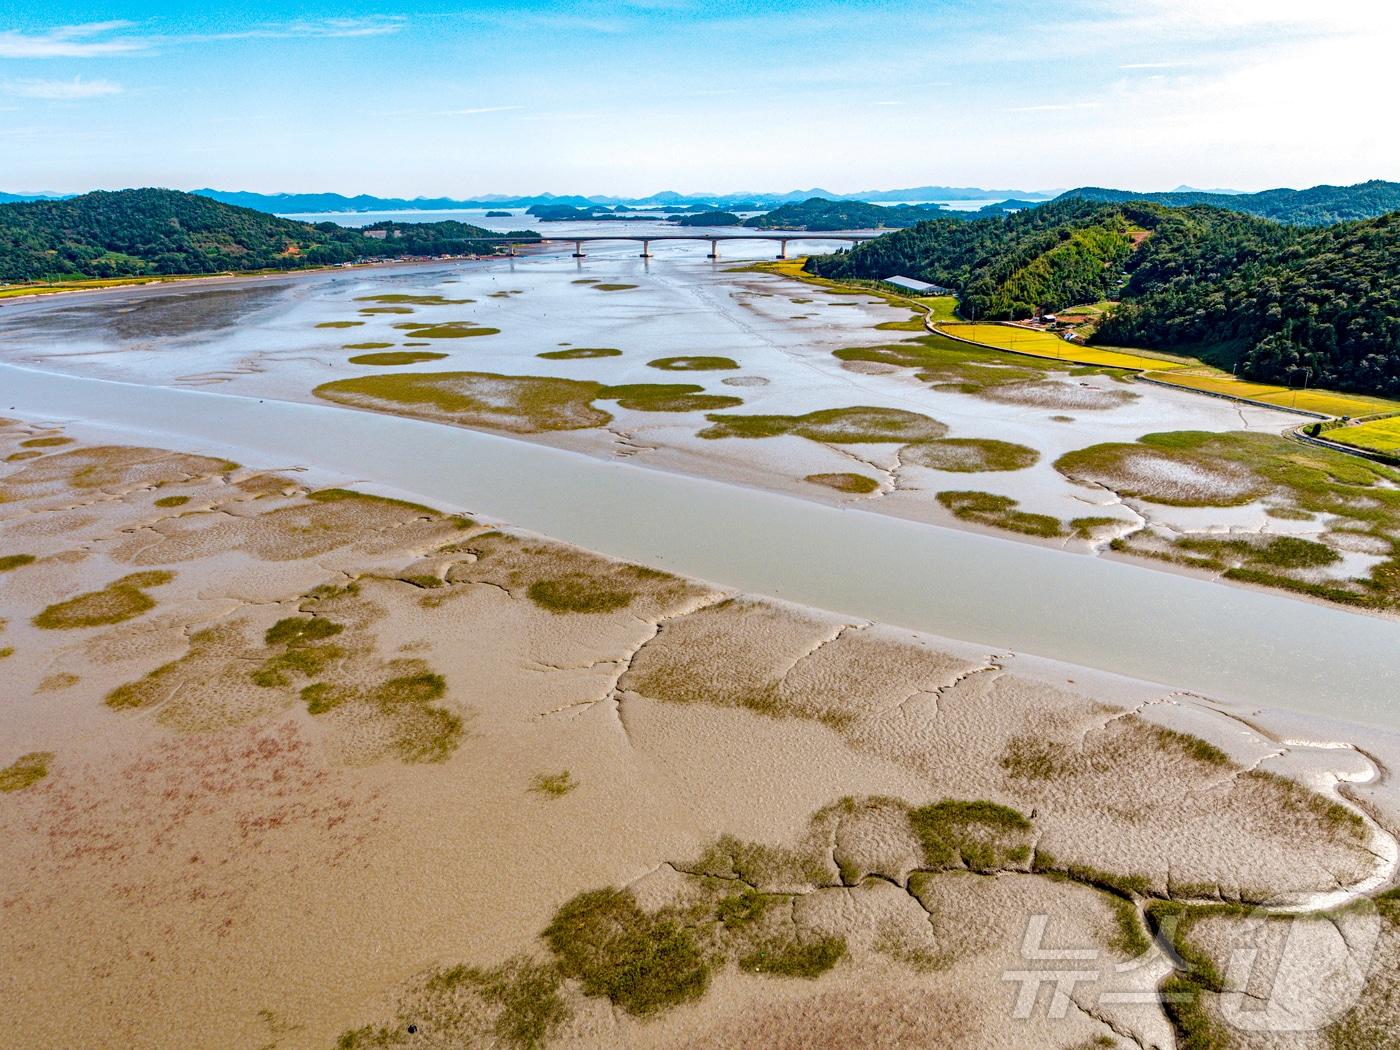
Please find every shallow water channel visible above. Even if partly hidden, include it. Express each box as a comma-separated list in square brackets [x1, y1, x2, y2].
[6, 360, 1399, 729]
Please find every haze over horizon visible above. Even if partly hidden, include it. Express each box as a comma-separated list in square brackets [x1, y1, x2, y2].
[2, 0, 1396, 197]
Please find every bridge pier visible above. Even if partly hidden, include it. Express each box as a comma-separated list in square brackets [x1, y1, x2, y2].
[776, 239, 789, 260]
[639, 240, 652, 258]
[706, 239, 719, 260]
[572, 240, 586, 258]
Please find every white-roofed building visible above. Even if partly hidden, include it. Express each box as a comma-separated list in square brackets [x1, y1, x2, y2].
[882, 275, 952, 295]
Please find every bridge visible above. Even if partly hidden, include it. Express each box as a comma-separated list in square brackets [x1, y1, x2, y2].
[462, 233, 882, 260]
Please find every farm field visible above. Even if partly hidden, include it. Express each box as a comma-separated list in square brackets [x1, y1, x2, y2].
[1329, 414, 1400, 455]
[1141, 367, 1400, 418]
[940, 322, 1192, 371]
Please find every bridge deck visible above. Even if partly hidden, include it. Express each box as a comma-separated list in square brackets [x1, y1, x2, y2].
[466, 233, 883, 242]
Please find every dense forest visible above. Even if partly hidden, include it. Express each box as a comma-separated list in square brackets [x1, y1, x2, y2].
[808, 199, 1400, 395]
[1056, 180, 1400, 226]
[1097, 209, 1400, 394]
[806, 198, 1139, 318]
[0, 189, 537, 282]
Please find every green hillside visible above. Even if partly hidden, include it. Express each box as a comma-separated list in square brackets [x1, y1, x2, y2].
[0, 189, 538, 283]
[807, 200, 1400, 396]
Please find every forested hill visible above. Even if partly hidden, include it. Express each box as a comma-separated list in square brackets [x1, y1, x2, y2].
[806, 198, 1141, 319]
[1056, 180, 1400, 226]
[1097, 209, 1400, 394]
[806, 199, 1400, 396]
[0, 189, 537, 282]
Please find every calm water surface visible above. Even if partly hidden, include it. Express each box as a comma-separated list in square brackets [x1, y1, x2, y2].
[5, 360, 1399, 730]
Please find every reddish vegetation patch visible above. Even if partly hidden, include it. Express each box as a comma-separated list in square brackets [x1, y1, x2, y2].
[2, 721, 383, 945]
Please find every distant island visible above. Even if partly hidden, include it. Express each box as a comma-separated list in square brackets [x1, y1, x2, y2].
[673, 210, 742, 227]
[484, 210, 513, 217]
[744, 198, 945, 231]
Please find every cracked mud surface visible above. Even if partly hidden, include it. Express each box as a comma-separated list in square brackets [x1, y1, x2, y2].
[2, 417, 1399, 1048]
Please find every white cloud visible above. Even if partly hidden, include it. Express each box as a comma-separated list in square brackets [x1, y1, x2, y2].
[450, 105, 523, 115]
[1, 76, 122, 99]
[0, 22, 148, 58]
[874, 100, 906, 106]
[1006, 101, 1102, 113]
[194, 17, 408, 41]
[0, 15, 407, 59]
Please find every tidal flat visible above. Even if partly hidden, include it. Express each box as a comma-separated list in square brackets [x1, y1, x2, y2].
[3, 416, 1400, 1050]
[1, 241, 1383, 616]
[3, 241, 1400, 1049]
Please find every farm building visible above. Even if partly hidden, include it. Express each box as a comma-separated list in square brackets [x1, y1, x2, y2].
[882, 274, 952, 295]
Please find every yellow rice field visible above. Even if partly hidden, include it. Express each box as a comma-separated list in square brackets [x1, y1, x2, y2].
[1328, 415, 1400, 455]
[940, 323, 1191, 371]
[1141, 369, 1400, 418]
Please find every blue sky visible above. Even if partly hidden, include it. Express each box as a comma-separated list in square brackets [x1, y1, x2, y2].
[1, 1, 1394, 196]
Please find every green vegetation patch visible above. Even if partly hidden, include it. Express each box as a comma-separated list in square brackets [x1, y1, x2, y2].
[303, 666, 462, 763]
[306, 487, 445, 517]
[647, 356, 739, 371]
[537, 347, 622, 359]
[314, 370, 614, 433]
[738, 935, 846, 978]
[1070, 515, 1122, 538]
[312, 370, 746, 432]
[530, 770, 577, 797]
[0, 751, 53, 793]
[348, 351, 448, 366]
[344, 341, 395, 350]
[337, 956, 567, 1050]
[405, 323, 500, 339]
[543, 888, 710, 1016]
[903, 438, 1040, 473]
[1067, 430, 1400, 606]
[591, 283, 637, 292]
[908, 799, 1034, 872]
[153, 495, 189, 508]
[1056, 430, 1398, 509]
[252, 616, 345, 688]
[359, 305, 414, 314]
[527, 575, 636, 614]
[316, 320, 364, 328]
[700, 405, 948, 444]
[0, 554, 36, 572]
[355, 293, 473, 305]
[20, 436, 73, 448]
[606, 384, 742, 413]
[936, 490, 1065, 537]
[804, 472, 881, 494]
[32, 570, 175, 629]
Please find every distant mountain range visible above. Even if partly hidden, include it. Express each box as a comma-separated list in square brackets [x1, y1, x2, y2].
[182, 186, 1062, 214]
[6, 182, 1397, 226]
[0, 187, 1061, 212]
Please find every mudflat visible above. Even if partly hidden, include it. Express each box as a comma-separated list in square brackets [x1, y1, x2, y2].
[3, 414, 1400, 1049]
